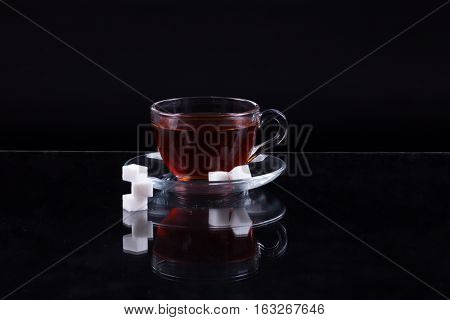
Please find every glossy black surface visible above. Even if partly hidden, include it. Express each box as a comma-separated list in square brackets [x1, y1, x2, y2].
[1, 152, 449, 299]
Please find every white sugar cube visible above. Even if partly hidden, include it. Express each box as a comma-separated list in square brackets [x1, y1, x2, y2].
[123, 234, 148, 254]
[122, 194, 147, 212]
[230, 208, 252, 237]
[131, 178, 153, 198]
[228, 165, 252, 180]
[208, 208, 231, 227]
[251, 154, 268, 163]
[132, 221, 153, 239]
[232, 225, 251, 237]
[122, 164, 148, 182]
[208, 171, 230, 181]
[146, 152, 163, 160]
[122, 210, 147, 227]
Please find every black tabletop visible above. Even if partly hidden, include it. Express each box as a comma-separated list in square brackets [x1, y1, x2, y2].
[1, 152, 449, 299]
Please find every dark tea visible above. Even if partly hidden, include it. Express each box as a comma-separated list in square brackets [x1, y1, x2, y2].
[153, 114, 257, 180]
[151, 97, 288, 181]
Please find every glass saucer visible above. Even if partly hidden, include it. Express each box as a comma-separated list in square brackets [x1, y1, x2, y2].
[144, 187, 286, 229]
[124, 153, 286, 195]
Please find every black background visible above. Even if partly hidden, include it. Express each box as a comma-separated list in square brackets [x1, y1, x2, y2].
[1, 0, 449, 151]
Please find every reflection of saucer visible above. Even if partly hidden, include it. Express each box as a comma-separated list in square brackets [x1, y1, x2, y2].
[147, 188, 286, 229]
[122, 188, 287, 282]
[123, 213, 287, 281]
[124, 154, 286, 195]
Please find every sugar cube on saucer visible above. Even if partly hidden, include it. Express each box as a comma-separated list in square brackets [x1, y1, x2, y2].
[146, 152, 163, 160]
[229, 165, 252, 180]
[208, 208, 231, 227]
[122, 164, 148, 182]
[122, 194, 147, 212]
[230, 208, 252, 237]
[131, 178, 153, 198]
[208, 171, 230, 181]
[123, 234, 148, 254]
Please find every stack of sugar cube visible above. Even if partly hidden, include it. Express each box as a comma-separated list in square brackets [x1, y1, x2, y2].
[122, 164, 153, 212]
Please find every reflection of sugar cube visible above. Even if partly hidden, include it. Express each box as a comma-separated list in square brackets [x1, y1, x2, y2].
[208, 171, 230, 181]
[232, 226, 251, 237]
[122, 164, 148, 182]
[230, 208, 252, 237]
[122, 210, 147, 227]
[229, 165, 252, 180]
[146, 152, 163, 160]
[131, 178, 153, 198]
[123, 234, 148, 254]
[122, 194, 147, 212]
[132, 221, 153, 239]
[208, 208, 231, 227]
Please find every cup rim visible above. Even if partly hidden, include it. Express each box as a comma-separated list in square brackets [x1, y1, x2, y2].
[151, 96, 260, 117]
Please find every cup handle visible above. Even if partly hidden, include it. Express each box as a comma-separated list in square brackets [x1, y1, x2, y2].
[248, 109, 288, 162]
[258, 224, 288, 258]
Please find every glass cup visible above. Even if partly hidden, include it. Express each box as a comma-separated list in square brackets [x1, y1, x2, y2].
[151, 97, 288, 181]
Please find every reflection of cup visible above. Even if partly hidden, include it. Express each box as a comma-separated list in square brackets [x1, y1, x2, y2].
[122, 190, 287, 280]
[151, 97, 288, 181]
[152, 208, 259, 281]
